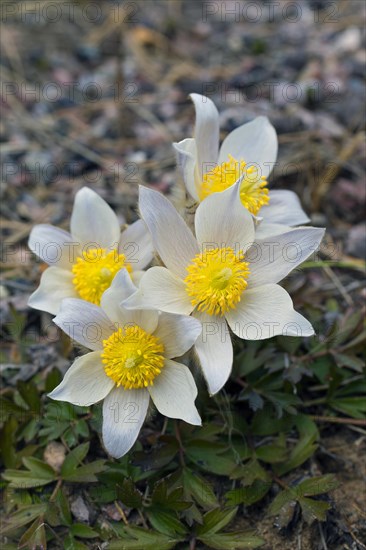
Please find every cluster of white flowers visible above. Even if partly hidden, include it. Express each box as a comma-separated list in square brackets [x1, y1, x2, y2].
[28, 94, 325, 458]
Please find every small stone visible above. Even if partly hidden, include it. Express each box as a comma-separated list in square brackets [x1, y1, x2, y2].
[43, 442, 66, 473]
[346, 223, 366, 259]
[71, 496, 90, 523]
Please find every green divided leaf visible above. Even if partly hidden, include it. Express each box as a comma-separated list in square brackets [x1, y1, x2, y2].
[182, 468, 218, 509]
[146, 509, 187, 537]
[226, 480, 271, 507]
[70, 523, 99, 539]
[2, 457, 56, 488]
[108, 525, 179, 550]
[1, 504, 48, 535]
[198, 531, 265, 549]
[117, 478, 143, 509]
[269, 474, 338, 525]
[196, 507, 238, 536]
[18, 516, 47, 550]
[296, 475, 338, 497]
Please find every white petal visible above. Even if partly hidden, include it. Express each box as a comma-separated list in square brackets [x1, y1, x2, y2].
[139, 186, 199, 278]
[193, 311, 233, 395]
[130, 270, 144, 286]
[195, 178, 255, 253]
[102, 387, 149, 458]
[247, 227, 325, 287]
[48, 351, 114, 406]
[70, 187, 121, 249]
[190, 93, 220, 178]
[254, 222, 292, 240]
[148, 359, 201, 425]
[122, 267, 193, 316]
[100, 268, 137, 321]
[28, 224, 78, 269]
[218, 117, 278, 179]
[54, 298, 115, 350]
[173, 138, 200, 202]
[226, 284, 314, 340]
[260, 190, 310, 226]
[119, 219, 154, 271]
[101, 271, 159, 333]
[28, 267, 77, 315]
[154, 313, 202, 358]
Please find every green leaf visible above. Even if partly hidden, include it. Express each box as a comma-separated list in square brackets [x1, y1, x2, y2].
[64, 534, 89, 550]
[255, 442, 287, 464]
[22, 457, 55, 478]
[18, 516, 47, 550]
[297, 475, 338, 497]
[3, 457, 56, 489]
[108, 526, 179, 550]
[45, 368, 63, 392]
[329, 397, 366, 419]
[299, 497, 330, 523]
[332, 352, 364, 373]
[226, 480, 271, 507]
[151, 481, 191, 511]
[71, 523, 99, 539]
[234, 343, 275, 377]
[62, 459, 106, 483]
[17, 381, 41, 413]
[1, 504, 48, 535]
[146, 509, 187, 537]
[0, 396, 26, 423]
[183, 468, 218, 509]
[275, 416, 319, 475]
[231, 459, 270, 486]
[198, 531, 265, 549]
[268, 489, 294, 516]
[117, 478, 143, 509]
[197, 507, 238, 536]
[250, 407, 293, 436]
[61, 443, 89, 477]
[185, 440, 236, 475]
[0, 417, 17, 468]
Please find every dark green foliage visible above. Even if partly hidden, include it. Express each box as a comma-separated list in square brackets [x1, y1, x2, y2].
[1, 304, 364, 548]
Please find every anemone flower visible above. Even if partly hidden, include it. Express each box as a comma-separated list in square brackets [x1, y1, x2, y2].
[28, 187, 153, 315]
[174, 93, 310, 237]
[123, 183, 324, 395]
[49, 269, 202, 458]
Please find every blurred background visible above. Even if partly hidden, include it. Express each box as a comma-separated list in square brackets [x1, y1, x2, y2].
[1, 1, 365, 548]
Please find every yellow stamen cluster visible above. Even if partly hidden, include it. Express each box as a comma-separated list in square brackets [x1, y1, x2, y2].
[184, 247, 250, 316]
[72, 248, 131, 305]
[101, 326, 165, 389]
[199, 155, 269, 215]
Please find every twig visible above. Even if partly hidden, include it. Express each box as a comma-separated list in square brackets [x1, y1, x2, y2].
[114, 501, 129, 525]
[323, 265, 353, 306]
[318, 523, 328, 550]
[49, 479, 62, 502]
[174, 420, 186, 467]
[309, 415, 366, 427]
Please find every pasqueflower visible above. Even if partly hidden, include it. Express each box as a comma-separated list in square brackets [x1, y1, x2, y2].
[174, 93, 310, 237]
[28, 187, 153, 315]
[48, 269, 202, 458]
[123, 182, 324, 395]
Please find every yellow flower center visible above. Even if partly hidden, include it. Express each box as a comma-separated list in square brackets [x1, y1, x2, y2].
[101, 325, 165, 389]
[184, 247, 250, 316]
[72, 248, 131, 305]
[199, 154, 269, 215]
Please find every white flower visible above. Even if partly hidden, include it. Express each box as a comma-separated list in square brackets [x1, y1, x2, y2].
[173, 93, 310, 236]
[123, 183, 325, 395]
[28, 187, 154, 315]
[48, 269, 202, 458]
